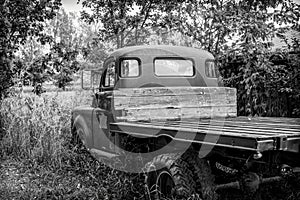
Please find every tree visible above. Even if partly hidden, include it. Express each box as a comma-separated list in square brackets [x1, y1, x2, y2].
[165, 0, 298, 54]
[0, 0, 61, 99]
[217, 0, 300, 117]
[79, 20, 109, 69]
[46, 8, 80, 90]
[215, 0, 299, 116]
[13, 8, 83, 91]
[12, 36, 52, 87]
[50, 41, 79, 90]
[80, 0, 182, 48]
[159, 0, 227, 53]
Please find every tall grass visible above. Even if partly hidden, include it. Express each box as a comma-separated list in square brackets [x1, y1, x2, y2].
[0, 91, 144, 200]
[0, 91, 87, 163]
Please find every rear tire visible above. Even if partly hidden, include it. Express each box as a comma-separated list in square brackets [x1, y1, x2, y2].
[182, 151, 218, 200]
[144, 153, 197, 200]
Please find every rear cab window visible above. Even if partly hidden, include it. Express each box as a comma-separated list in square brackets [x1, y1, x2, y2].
[154, 58, 194, 77]
[205, 60, 218, 78]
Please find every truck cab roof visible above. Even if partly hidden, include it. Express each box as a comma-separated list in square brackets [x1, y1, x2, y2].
[101, 45, 219, 89]
[109, 45, 214, 59]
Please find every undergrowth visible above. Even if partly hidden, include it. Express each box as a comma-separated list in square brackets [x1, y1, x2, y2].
[0, 91, 145, 200]
[0, 91, 86, 162]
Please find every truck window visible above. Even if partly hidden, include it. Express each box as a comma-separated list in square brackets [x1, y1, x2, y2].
[120, 59, 140, 77]
[154, 58, 194, 76]
[104, 62, 116, 87]
[205, 60, 217, 78]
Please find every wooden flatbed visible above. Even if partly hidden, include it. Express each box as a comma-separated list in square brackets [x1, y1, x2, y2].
[110, 116, 300, 153]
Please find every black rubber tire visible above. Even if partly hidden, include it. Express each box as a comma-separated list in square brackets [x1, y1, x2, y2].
[182, 151, 218, 200]
[144, 153, 197, 200]
[71, 126, 86, 153]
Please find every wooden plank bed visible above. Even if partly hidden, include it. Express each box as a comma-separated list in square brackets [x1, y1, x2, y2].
[111, 87, 300, 153]
[110, 117, 300, 153]
[113, 87, 237, 121]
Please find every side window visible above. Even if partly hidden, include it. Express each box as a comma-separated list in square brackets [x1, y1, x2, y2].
[205, 60, 218, 78]
[120, 59, 140, 77]
[104, 61, 116, 87]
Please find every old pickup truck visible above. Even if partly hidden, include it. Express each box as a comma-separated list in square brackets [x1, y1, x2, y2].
[72, 45, 300, 200]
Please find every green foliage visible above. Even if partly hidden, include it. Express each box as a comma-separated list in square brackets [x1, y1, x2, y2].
[0, 56, 13, 99]
[12, 37, 53, 86]
[163, 0, 231, 54]
[42, 9, 81, 90]
[50, 41, 80, 90]
[79, 22, 109, 70]
[219, 48, 300, 117]
[0, 0, 61, 100]
[80, 0, 183, 48]
[165, 0, 299, 54]
[11, 8, 82, 90]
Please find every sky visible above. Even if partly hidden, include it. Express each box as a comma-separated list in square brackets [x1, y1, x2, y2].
[61, 0, 300, 12]
[61, 0, 82, 13]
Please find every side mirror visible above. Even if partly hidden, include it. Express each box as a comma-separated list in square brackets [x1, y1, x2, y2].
[81, 69, 102, 91]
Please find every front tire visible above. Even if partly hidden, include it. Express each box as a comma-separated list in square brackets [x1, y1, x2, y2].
[71, 126, 85, 153]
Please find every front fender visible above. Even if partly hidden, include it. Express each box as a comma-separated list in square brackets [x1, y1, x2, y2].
[72, 107, 94, 149]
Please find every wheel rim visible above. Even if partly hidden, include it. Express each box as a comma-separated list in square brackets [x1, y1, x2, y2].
[155, 170, 175, 198]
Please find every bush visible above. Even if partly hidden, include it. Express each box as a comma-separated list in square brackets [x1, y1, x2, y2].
[219, 50, 300, 117]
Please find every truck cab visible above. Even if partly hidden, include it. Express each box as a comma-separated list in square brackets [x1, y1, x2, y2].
[72, 45, 223, 153]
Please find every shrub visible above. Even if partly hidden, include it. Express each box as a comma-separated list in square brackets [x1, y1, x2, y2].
[219, 50, 300, 117]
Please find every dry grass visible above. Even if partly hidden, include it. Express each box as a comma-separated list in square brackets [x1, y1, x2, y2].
[0, 91, 88, 161]
[0, 91, 144, 200]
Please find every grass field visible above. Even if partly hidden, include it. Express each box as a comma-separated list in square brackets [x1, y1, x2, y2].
[0, 90, 300, 200]
[0, 90, 145, 200]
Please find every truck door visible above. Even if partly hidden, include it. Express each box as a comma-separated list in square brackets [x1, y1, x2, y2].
[92, 58, 116, 152]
